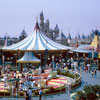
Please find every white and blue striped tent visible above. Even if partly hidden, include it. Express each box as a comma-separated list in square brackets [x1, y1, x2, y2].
[16, 52, 40, 63]
[2, 22, 72, 51]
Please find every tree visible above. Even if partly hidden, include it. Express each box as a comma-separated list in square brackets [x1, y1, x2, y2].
[76, 85, 100, 100]
[76, 91, 86, 100]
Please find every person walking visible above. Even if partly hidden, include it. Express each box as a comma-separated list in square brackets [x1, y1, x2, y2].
[91, 69, 94, 77]
[39, 89, 43, 100]
[29, 88, 32, 100]
[13, 71, 16, 78]
[25, 91, 29, 100]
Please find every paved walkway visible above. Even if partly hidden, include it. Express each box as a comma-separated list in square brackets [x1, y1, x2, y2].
[0, 70, 100, 100]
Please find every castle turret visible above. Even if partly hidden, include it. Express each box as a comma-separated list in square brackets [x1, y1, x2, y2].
[40, 11, 44, 23]
[82, 34, 85, 39]
[78, 34, 81, 39]
[19, 29, 27, 41]
[40, 11, 44, 32]
[54, 24, 59, 39]
[68, 33, 71, 40]
[46, 19, 49, 31]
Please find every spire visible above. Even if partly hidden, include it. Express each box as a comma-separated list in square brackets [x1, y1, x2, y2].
[77, 30, 81, 39]
[40, 11, 44, 17]
[95, 29, 99, 35]
[40, 11, 44, 22]
[61, 31, 66, 40]
[68, 28, 71, 39]
[34, 17, 40, 32]
[68, 33, 71, 40]
[4, 36, 8, 47]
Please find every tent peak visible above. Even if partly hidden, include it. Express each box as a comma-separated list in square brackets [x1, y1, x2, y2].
[34, 17, 40, 32]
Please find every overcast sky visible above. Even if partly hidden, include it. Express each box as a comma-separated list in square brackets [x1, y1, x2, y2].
[0, 0, 100, 38]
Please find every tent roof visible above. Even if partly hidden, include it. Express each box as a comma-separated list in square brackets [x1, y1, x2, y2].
[90, 34, 100, 49]
[16, 52, 40, 63]
[2, 21, 72, 51]
[73, 45, 91, 53]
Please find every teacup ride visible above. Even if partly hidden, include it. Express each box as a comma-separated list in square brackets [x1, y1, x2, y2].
[22, 81, 38, 91]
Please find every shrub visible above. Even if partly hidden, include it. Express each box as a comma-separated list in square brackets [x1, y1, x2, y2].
[57, 69, 75, 79]
[71, 79, 81, 90]
[48, 87, 54, 92]
[76, 91, 85, 100]
[76, 85, 100, 100]
[0, 91, 10, 96]
[57, 69, 61, 75]
[66, 73, 75, 79]
[43, 89, 50, 94]
[60, 86, 66, 91]
[54, 87, 60, 92]
[43, 87, 54, 94]
[34, 90, 39, 95]
[54, 86, 66, 93]
[19, 91, 24, 96]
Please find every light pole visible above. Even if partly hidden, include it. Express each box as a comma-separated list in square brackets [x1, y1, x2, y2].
[52, 55, 54, 70]
[14, 53, 17, 67]
[2, 55, 5, 72]
[59, 59, 62, 92]
[40, 53, 41, 89]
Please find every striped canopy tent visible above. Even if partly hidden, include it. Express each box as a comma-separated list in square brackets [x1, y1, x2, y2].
[16, 52, 40, 63]
[73, 45, 91, 53]
[2, 21, 72, 52]
[89, 31, 100, 50]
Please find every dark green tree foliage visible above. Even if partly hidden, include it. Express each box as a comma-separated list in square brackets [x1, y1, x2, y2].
[76, 85, 100, 100]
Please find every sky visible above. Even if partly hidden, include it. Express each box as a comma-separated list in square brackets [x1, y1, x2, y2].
[0, 0, 100, 38]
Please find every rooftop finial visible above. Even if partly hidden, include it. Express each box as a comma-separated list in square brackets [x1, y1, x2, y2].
[34, 17, 40, 32]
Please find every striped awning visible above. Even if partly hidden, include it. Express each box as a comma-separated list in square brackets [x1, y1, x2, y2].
[2, 22, 72, 51]
[16, 52, 40, 63]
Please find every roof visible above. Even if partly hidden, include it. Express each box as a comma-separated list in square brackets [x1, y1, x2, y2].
[16, 52, 40, 63]
[56, 32, 66, 40]
[90, 34, 100, 49]
[73, 45, 91, 53]
[2, 21, 72, 51]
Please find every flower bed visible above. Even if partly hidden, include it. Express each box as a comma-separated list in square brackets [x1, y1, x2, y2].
[57, 69, 75, 79]
[19, 86, 66, 97]
[0, 91, 10, 97]
[57, 69, 81, 90]
[33, 86, 66, 96]
[71, 73, 81, 90]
